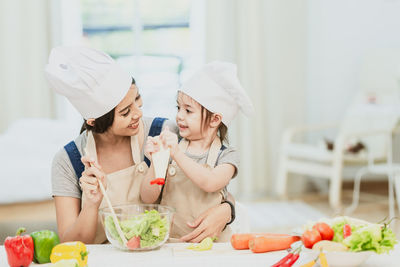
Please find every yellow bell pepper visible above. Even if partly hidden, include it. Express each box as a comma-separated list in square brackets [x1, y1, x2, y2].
[52, 259, 79, 267]
[50, 241, 88, 267]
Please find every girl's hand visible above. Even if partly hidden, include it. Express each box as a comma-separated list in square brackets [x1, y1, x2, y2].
[80, 156, 107, 208]
[144, 136, 160, 160]
[160, 126, 179, 157]
[180, 203, 231, 243]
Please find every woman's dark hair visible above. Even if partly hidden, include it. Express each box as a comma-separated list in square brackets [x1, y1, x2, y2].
[80, 78, 136, 134]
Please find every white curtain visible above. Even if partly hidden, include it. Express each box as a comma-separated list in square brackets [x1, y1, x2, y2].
[0, 0, 55, 133]
[203, 0, 308, 198]
[0, 0, 84, 133]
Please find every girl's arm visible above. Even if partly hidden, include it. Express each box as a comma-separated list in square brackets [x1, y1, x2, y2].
[140, 162, 162, 203]
[173, 149, 235, 193]
[140, 136, 162, 203]
[160, 129, 235, 193]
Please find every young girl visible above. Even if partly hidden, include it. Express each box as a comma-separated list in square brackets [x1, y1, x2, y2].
[140, 61, 253, 242]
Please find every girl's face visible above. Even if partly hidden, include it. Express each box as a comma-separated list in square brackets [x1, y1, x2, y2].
[176, 92, 205, 140]
[110, 84, 143, 136]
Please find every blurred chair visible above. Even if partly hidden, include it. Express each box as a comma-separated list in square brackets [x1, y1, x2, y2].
[346, 127, 400, 219]
[230, 201, 251, 233]
[276, 49, 400, 210]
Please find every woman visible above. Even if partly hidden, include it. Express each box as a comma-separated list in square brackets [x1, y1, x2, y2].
[45, 46, 235, 244]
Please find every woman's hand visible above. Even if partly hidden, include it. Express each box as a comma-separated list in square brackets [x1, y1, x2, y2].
[80, 156, 107, 208]
[144, 136, 159, 161]
[160, 127, 179, 157]
[180, 202, 231, 243]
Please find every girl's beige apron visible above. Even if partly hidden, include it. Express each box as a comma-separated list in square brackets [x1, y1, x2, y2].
[161, 137, 232, 242]
[82, 131, 147, 244]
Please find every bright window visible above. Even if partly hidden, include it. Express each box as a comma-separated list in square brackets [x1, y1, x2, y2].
[80, 0, 202, 120]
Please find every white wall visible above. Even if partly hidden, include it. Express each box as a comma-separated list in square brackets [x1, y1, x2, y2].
[307, 0, 400, 126]
[52, 0, 84, 128]
[203, 0, 308, 198]
[0, 0, 54, 133]
[263, 1, 308, 195]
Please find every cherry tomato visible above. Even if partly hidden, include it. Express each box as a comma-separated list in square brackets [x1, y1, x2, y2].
[150, 178, 165, 185]
[127, 236, 140, 250]
[343, 224, 352, 239]
[302, 229, 322, 249]
[312, 222, 334, 241]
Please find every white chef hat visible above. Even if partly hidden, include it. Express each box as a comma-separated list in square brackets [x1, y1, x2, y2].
[179, 61, 254, 125]
[44, 46, 132, 119]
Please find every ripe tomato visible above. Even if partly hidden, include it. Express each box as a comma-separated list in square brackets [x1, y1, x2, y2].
[312, 222, 334, 241]
[127, 236, 140, 250]
[343, 224, 352, 239]
[302, 229, 322, 248]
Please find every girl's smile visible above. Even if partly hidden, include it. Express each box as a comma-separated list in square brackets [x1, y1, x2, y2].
[178, 123, 188, 132]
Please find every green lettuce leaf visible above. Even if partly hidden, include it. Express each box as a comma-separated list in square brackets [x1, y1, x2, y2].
[342, 224, 397, 254]
[105, 210, 168, 248]
[105, 215, 123, 244]
[331, 218, 363, 243]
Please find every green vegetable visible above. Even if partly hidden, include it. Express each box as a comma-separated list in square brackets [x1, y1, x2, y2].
[331, 217, 363, 243]
[105, 210, 168, 248]
[30, 230, 60, 263]
[343, 224, 397, 254]
[329, 216, 397, 254]
[187, 237, 214, 251]
[105, 216, 121, 243]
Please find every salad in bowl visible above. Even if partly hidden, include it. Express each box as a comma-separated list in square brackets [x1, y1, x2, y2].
[297, 216, 397, 267]
[99, 204, 174, 251]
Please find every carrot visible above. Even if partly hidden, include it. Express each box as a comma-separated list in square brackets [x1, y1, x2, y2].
[248, 235, 301, 253]
[231, 233, 298, 250]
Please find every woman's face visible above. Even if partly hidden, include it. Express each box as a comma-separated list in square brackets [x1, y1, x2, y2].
[110, 84, 143, 136]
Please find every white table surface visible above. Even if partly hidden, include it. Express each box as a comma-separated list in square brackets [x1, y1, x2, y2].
[0, 243, 398, 267]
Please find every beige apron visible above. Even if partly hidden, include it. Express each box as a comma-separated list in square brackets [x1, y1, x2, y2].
[161, 137, 232, 242]
[82, 131, 148, 244]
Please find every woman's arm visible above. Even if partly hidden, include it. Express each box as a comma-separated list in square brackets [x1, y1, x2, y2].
[54, 156, 106, 243]
[54, 196, 99, 243]
[180, 192, 235, 243]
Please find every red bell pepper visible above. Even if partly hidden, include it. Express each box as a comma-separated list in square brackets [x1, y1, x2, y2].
[4, 227, 34, 267]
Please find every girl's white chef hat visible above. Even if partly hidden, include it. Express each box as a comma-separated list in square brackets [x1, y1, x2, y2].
[179, 61, 254, 125]
[44, 46, 132, 119]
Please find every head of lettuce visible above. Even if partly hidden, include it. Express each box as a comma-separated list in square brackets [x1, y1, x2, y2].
[331, 216, 397, 254]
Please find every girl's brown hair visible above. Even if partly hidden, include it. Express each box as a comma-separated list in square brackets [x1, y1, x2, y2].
[80, 78, 136, 134]
[200, 106, 228, 144]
